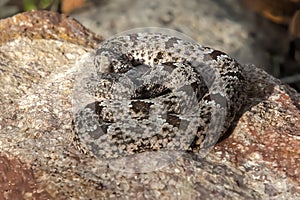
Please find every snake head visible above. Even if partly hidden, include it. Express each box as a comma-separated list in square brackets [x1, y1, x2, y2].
[95, 48, 132, 74]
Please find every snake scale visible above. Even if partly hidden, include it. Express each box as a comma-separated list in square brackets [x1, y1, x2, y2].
[73, 29, 246, 160]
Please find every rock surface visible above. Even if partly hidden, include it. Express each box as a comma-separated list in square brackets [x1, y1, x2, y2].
[72, 0, 288, 73]
[0, 8, 299, 200]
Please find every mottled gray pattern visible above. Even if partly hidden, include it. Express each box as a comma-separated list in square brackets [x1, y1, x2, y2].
[73, 30, 246, 159]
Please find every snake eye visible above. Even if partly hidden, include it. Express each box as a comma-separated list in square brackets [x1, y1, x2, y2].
[111, 58, 119, 67]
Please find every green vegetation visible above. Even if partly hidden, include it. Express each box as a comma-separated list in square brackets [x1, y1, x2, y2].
[22, 0, 59, 11]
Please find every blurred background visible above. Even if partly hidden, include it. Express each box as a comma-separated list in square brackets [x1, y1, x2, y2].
[0, 0, 300, 91]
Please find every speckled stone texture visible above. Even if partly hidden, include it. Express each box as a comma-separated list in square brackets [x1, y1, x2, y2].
[71, 0, 287, 73]
[0, 8, 299, 200]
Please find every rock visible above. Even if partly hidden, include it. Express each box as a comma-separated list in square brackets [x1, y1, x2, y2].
[241, 0, 300, 25]
[71, 0, 288, 73]
[0, 10, 299, 199]
[0, 154, 51, 200]
[0, 9, 103, 48]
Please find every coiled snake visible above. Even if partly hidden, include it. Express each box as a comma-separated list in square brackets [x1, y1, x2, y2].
[72, 28, 246, 160]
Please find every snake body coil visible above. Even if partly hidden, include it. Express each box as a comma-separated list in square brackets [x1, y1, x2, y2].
[73, 30, 246, 159]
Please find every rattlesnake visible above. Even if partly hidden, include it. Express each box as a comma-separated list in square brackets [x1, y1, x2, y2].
[72, 28, 246, 160]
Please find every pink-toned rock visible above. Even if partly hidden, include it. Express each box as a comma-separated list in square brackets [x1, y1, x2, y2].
[0, 10, 299, 199]
[0, 154, 51, 200]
